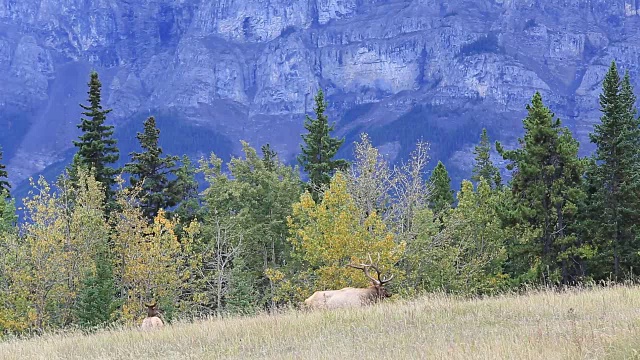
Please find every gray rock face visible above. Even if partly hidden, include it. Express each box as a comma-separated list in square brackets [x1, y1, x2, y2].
[1, 0, 640, 186]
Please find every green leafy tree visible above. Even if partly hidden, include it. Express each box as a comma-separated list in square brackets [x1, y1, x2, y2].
[298, 89, 348, 200]
[200, 142, 302, 310]
[472, 128, 501, 188]
[428, 161, 454, 215]
[0, 146, 9, 195]
[497, 92, 586, 284]
[586, 61, 640, 279]
[441, 180, 509, 294]
[124, 116, 180, 220]
[72, 71, 119, 205]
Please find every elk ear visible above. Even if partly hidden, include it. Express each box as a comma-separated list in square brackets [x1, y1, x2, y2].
[145, 302, 157, 309]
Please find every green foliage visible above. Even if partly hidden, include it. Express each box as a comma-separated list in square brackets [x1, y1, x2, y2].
[585, 61, 640, 279]
[429, 161, 454, 215]
[1, 169, 109, 332]
[0, 146, 9, 194]
[72, 71, 119, 207]
[298, 89, 349, 201]
[261, 144, 277, 172]
[224, 257, 260, 315]
[472, 128, 501, 188]
[441, 180, 509, 294]
[399, 207, 441, 295]
[170, 155, 200, 229]
[403, 180, 508, 295]
[199, 142, 302, 310]
[497, 92, 586, 284]
[0, 190, 16, 234]
[124, 116, 181, 221]
[73, 246, 118, 329]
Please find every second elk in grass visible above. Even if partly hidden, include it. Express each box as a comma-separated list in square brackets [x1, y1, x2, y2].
[141, 302, 164, 330]
[304, 258, 394, 310]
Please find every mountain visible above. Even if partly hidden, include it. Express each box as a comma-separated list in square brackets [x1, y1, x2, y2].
[1, 0, 640, 191]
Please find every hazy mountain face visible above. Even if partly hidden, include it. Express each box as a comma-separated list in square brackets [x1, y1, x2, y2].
[1, 0, 639, 188]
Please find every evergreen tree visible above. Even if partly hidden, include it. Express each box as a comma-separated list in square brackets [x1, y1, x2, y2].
[587, 61, 640, 278]
[297, 89, 348, 201]
[428, 161, 455, 215]
[74, 246, 117, 329]
[497, 92, 585, 284]
[261, 143, 277, 172]
[471, 128, 501, 188]
[170, 155, 200, 228]
[124, 116, 180, 220]
[0, 190, 16, 235]
[0, 146, 9, 195]
[72, 71, 119, 204]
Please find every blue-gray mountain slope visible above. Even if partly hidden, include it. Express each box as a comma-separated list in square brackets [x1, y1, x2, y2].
[1, 0, 639, 189]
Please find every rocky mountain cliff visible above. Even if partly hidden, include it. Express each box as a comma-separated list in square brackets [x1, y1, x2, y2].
[2, 0, 640, 189]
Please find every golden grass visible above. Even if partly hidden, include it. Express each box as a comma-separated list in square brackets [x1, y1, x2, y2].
[2, 286, 640, 359]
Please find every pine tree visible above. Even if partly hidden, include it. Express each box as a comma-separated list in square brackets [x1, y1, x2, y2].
[0, 146, 9, 195]
[72, 71, 119, 204]
[170, 155, 201, 231]
[0, 190, 16, 235]
[471, 128, 501, 188]
[261, 143, 277, 172]
[124, 116, 180, 220]
[497, 92, 585, 284]
[298, 89, 348, 201]
[587, 61, 640, 278]
[74, 246, 117, 329]
[428, 161, 455, 215]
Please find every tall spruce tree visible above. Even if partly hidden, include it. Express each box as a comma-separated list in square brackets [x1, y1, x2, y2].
[428, 161, 455, 215]
[74, 246, 117, 329]
[298, 89, 348, 201]
[472, 128, 501, 189]
[124, 116, 180, 221]
[587, 61, 640, 278]
[497, 92, 585, 284]
[261, 143, 277, 172]
[170, 155, 200, 228]
[72, 71, 119, 203]
[0, 146, 9, 195]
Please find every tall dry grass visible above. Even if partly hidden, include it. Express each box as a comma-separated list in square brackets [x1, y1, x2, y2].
[1, 286, 640, 359]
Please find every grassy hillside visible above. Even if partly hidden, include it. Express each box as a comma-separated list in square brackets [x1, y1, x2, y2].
[1, 286, 640, 359]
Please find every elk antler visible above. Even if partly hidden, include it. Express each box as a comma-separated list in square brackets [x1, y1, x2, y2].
[347, 253, 394, 285]
[347, 263, 380, 285]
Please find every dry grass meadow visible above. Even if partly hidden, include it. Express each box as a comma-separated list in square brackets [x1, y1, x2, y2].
[2, 286, 640, 359]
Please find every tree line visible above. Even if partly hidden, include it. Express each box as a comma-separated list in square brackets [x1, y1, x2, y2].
[0, 61, 638, 334]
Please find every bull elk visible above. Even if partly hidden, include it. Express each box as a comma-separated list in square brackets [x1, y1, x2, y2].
[304, 258, 395, 309]
[141, 302, 164, 330]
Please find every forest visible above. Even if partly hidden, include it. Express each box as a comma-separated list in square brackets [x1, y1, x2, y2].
[0, 60, 638, 335]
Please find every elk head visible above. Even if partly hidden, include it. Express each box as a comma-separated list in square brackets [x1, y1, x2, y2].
[347, 255, 395, 299]
[145, 302, 161, 318]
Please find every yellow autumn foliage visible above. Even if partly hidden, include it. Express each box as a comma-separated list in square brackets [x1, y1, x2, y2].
[286, 172, 405, 300]
[0, 170, 109, 332]
[110, 187, 183, 322]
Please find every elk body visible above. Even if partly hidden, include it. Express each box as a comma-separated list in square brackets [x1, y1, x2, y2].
[304, 261, 394, 310]
[141, 303, 164, 330]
